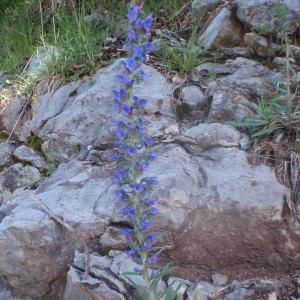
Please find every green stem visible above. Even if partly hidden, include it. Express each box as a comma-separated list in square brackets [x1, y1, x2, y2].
[285, 33, 292, 127]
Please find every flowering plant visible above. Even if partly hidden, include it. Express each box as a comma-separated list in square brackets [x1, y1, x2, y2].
[111, 3, 179, 299]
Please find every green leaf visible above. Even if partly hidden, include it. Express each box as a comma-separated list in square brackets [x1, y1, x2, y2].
[252, 126, 279, 138]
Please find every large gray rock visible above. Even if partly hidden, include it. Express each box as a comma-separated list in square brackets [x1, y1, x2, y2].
[0, 95, 30, 137]
[0, 163, 42, 193]
[0, 162, 42, 208]
[23, 60, 175, 162]
[64, 267, 125, 300]
[198, 7, 244, 50]
[181, 123, 241, 150]
[181, 85, 206, 110]
[65, 250, 166, 300]
[13, 145, 48, 170]
[202, 57, 279, 122]
[0, 160, 116, 299]
[244, 32, 269, 57]
[236, 0, 300, 34]
[0, 124, 296, 298]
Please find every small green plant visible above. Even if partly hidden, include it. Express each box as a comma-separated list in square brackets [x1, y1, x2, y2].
[230, 4, 300, 141]
[27, 135, 43, 152]
[44, 152, 56, 176]
[229, 94, 300, 138]
[161, 27, 204, 74]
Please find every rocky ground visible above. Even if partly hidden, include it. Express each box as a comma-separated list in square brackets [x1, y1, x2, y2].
[0, 0, 300, 299]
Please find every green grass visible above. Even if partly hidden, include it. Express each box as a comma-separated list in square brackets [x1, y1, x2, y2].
[0, 0, 190, 82]
[160, 27, 205, 74]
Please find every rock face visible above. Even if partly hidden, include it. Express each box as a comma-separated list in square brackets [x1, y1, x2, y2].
[236, 0, 300, 34]
[0, 160, 116, 299]
[64, 250, 166, 300]
[23, 60, 175, 162]
[196, 57, 279, 122]
[0, 95, 30, 137]
[181, 85, 207, 112]
[244, 32, 269, 57]
[14, 145, 48, 170]
[198, 7, 244, 50]
[0, 122, 296, 298]
[0, 163, 42, 205]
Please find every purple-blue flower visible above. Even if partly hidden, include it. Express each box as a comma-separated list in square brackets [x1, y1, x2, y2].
[144, 242, 153, 251]
[120, 207, 136, 218]
[150, 207, 158, 215]
[112, 3, 160, 281]
[126, 145, 137, 156]
[148, 176, 158, 185]
[139, 219, 151, 230]
[128, 28, 137, 41]
[111, 152, 122, 160]
[132, 183, 144, 194]
[144, 41, 159, 53]
[143, 198, 156, 205]
[149, 253, 158, 264]
[125, 249, 136, 258]
[115, 128, 126, 141]
[142, 13, 153, 31]
[118, 72, 133, 86]
[124, 57, 138, 72]
[112, 169, 127, 184]
[144, 137, 156, 147]
[145, 233, 157, 241]
[127, 5, 140, 23]
[121, 104, 133, 116]
[133, 45, 145, 58]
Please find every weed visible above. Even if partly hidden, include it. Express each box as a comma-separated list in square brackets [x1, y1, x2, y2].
[161, 26, 204, 74]
[27, 135, 43, 152]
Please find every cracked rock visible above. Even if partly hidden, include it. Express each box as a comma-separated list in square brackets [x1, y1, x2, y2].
[14, 145, 48, 170]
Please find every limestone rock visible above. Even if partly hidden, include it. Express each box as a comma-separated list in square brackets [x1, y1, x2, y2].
[64, 267, 125, 300]
[168, 277, 191, 296]
[212, 273, 228, 286]
[0, 163, 42, 192]
[236, 0, 300, 34]
[198, 7, 244, 50]
[204, 57, 279, 122]
[244, 32, 269, 57]
[24, 59, 175, 162]
[218, 47, 252, 58]
[0, 128, 295, 298]
[181, 85, 207, 112]
[99, 226, 127, 250]
[0, 141, 14, 167]
[0, 160, 116, 298]
[181, 123, 241, 150]
[224, 287, 254, 300]
[14, 145, 48, 170]
[189, 281, 215, 300]
[0, 95, 30, 137]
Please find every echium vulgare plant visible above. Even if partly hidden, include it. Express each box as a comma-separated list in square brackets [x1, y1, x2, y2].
[111, 4, 176, 300]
